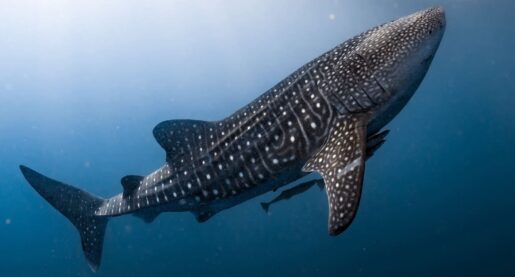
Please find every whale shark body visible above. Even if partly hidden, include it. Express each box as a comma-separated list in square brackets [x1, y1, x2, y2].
[20, 7, 445, 271]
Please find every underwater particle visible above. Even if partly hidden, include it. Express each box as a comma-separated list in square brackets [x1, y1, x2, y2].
[84, 161, 91, 168]
[329, 13, 336, 20]
[3, 83, 13, 91]
[124, 224, 133, 233]
[5, 218, 11, 225]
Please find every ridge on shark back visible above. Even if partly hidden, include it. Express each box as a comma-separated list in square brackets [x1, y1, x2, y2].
[20, 7, 445, 271]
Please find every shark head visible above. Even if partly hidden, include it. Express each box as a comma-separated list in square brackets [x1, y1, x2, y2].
[365, 6, 446, 98]
[375, 6, 446, 96]
[344, 6, 446, 132]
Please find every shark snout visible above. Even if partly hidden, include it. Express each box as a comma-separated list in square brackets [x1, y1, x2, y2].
[410, 6, 446, 48]
[433, 6, 446, 28]
[426, 6, 446, 30]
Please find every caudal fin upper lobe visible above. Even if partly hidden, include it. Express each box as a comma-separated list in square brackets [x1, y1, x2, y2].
[19, 165, 108, 272]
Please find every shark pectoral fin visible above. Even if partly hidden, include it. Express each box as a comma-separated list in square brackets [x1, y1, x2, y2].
[152, 119, 215, 163]
[191, 210, 217, 223]
[121, 175, 144, 197]
[303, 114, 368, 236]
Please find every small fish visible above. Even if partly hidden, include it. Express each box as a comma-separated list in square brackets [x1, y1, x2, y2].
[261, 179, 324, 213]
[20, 7, 445, 271]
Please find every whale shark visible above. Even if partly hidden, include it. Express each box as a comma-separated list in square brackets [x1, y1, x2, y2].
[20, 7, 445, 271]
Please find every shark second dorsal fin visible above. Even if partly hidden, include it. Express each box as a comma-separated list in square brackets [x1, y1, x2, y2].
[303, 114, 368, 236]
[152, 119, 215, 163]
[121, 175, 144, 197]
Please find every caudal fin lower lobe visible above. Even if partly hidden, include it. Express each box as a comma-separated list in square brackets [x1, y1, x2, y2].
[19, 165, 108, 272]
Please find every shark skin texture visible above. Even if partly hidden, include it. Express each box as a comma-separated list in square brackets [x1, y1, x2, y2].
[20, 6, 445, 271]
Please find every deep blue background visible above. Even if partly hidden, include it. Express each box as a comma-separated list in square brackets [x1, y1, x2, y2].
[1, 0, 514, 276]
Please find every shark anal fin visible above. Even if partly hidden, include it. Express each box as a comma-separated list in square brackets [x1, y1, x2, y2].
[303, 114, 368, 236]
[192, 210, 217, 223]
[121, 175, 144, 197]
[152, 119, 215, 163]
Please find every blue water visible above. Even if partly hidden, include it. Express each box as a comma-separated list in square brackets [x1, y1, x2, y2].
[1, 0, 514, 276]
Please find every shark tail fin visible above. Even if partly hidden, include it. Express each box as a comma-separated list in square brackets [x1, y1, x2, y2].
[260, 202, 270, 213]
[19, 165, 108, 272]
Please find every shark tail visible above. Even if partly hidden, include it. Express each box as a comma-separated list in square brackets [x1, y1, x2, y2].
[20, 165, 108, 272]
[260, 202, 270, 213]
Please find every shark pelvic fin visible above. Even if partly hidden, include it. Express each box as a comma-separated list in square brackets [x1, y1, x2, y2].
[19, 165, 108, 272]
[121, 175, 143, 197]
[365, 129, 389, 160]
[303, 114, 368, 236]
[260, 202, 270, 213]
[191, 210, 217, 223]
[316, 181, 325, 191]
[134, 210, 160, 223]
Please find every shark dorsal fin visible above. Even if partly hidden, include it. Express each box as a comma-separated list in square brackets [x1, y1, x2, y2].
[121, 175, 144, 197]
[152, 119, 215, 163]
